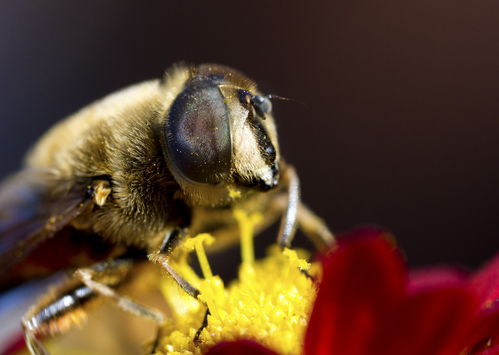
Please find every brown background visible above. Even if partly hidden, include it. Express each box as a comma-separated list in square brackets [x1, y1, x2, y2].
[0, 0, 498, 269]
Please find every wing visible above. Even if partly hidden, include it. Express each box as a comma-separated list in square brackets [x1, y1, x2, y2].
[0, 169, 94, 277]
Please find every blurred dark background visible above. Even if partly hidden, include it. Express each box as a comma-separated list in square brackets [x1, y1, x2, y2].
[0, 0, 498, 269]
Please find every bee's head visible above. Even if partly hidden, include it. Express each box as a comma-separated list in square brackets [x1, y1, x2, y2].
[163, 64, 280, 206]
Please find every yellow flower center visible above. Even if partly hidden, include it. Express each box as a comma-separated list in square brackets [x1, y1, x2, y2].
[153, 210, 318, 355]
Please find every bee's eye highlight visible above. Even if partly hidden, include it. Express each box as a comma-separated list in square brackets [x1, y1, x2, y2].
[238, 90, 272, 118]
[165, 81, 231, 185]
[251, 95, 272, 117]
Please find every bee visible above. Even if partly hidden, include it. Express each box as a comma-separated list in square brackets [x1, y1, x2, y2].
[0, 63, 334, 355]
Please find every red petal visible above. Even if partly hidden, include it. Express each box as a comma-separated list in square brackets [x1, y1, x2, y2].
[304, 230, 406, 355]
[475, 344, 499, 355]
[370, 287, 479, 355]
[468, 253, 499, 310]
[408, 267, 467, 293]
[204, 340, 279, 355]
[462, 308, 499, 354]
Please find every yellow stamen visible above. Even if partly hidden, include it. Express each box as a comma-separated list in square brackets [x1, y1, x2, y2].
[233, 209, 262, 265]
[183, 234, 215, 279]
[181, 234, 222, 318]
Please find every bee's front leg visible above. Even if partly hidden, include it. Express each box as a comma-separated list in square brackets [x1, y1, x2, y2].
[147, 228, 207, 351]
[276, 164, 300, 249]
[22, 259, 165, 355]
[296, 202, 336, 250]
[275, 163, 336, 250]
[147, 228, 200, 299]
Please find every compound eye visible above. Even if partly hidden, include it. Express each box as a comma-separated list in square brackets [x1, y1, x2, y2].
[165, 81, 231, 185]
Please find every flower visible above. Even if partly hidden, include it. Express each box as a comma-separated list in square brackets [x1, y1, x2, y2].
[204, 228, 499, 355]
[8, 213, 497, 355]
[153, 213, 317, 355]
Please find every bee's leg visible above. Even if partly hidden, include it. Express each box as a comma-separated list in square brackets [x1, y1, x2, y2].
[276, 164, 300, 249]
[21, 259, 165, 355]
[73, 260, 165, 323]
[150, 253, 200, 299]
[23, 332, 49, 355]
[148, 251, 200, 299]
[148, 228, 200, 299]
[148, 327, 162, 354]
[275, 164, 335, 250]
[193, 309, 210, 343]
[147, 309, 208, 354]
[160, 228, 211, 339]
[272, 194, 335, 250]
[296, 202, 336, 250]
[148, 229, 208, 343]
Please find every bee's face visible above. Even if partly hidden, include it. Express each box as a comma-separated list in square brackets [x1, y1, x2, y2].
[164, 64, 280, 206]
